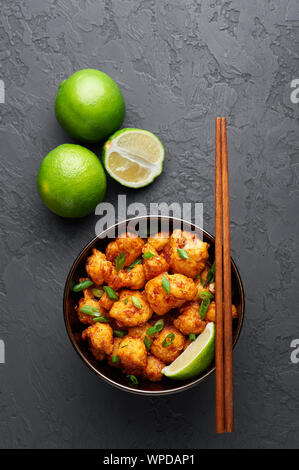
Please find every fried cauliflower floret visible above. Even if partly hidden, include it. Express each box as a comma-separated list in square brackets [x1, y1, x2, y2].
[86, 249, 109, 286]
[205, 301, 216, 322]
[174, 301, 207, 335]
[147, 232, 169, 251]
[142, 243, 169, 280]
[151, 326, 185, 364]
[106, 232, 144, 267]
[145, 273, 197, 316]
[85, 248, 122, 290]
[205, 301, 238, 322]
[128, 322, 152, 342]
[143, 355, 165, 382]
[168, 229, 210, 278]
[104, 264, 146, 291]
[85, 247, 146, 291]
[128, 322, 154, 351]
[109, 290, 153, 327]
[82, 322, 113, 360]
[77, 297, 107, 325]
[118, 264, 146, 289]
[118, 337, 147, 375]
[103, 263, 123, 290]
[107, 337, 122, 368]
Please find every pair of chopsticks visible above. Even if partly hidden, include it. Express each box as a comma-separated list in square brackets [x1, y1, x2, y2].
[215, 117, 234, 433]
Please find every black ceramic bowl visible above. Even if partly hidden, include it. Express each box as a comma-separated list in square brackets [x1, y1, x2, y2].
[63, 216, 244, 396]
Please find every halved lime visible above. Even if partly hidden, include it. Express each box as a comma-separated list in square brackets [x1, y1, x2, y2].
[162, 322, 215, 380]
[102, 128, 165, 188]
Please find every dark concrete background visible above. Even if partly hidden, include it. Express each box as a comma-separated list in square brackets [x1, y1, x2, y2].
[0, 0, 299, 449]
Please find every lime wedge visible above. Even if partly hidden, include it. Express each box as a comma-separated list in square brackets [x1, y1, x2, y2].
[102, 128, 165, 188]
[162, 322, 215, 380]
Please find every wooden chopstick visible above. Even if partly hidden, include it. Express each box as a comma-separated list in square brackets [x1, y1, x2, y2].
[215, 118, 234, 433]
[221, 118, 234, 432]
[215, 118, 224, 433]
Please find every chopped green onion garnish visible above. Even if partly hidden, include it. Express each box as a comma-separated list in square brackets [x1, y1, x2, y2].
[115, 252, 126, 271]
[189, 333, 196, 342]
[127, 258, 142, 271]
[92, 288, 104, 298]
[144, 335, 151, 351]
[142, 251, 155, 259]
[162, 275, 170, 294]
[126, 374, 138, 385]
[204, 261, 215, 287]
[121, 344, 128, 349]
[162, 333, 175, 348]
[198, 291, 214, 300]
[80, 305, 101, 317]
[146, 319, 164, 336]
[124, 298, 128, 305]
[177, 248, 190, 259]
[72, 280, 94, 292]
[131, 296, 142, 309]
[199, 297, 210, 320]
[103, 286, 119, 300]
[113, 330, 127, 338]
[111, 355, 119, 364]
[93, 316, 110, 323]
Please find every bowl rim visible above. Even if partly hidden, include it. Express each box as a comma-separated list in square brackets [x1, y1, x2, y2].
[63, 215, 245, 396]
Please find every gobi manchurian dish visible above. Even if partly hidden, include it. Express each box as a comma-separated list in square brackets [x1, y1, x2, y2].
[73, 230, 237, 385]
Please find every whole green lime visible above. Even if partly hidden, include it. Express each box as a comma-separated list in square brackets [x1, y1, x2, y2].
[37, 144, 107, 218]
[55, 69, 125, 143]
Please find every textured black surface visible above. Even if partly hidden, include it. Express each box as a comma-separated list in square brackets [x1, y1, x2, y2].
[0, 0, 299, 449]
